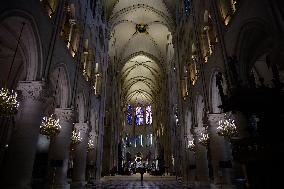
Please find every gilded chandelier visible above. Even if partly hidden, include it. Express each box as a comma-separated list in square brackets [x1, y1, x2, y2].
[217, 114, 238, 139]
[71, 130, 82, 148]
[188, 139, 196, 152]
[40, 114, 61, 138]
[0, 88, 19, 116]
[199, 132, 210, 147]
[87, 139, 94, 152]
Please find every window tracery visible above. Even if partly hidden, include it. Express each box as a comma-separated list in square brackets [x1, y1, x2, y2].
[146, 105, 152, 125]
[184, 0, 191, 16]
[126, 104, 133, 125]
[135, 105, 144, 126]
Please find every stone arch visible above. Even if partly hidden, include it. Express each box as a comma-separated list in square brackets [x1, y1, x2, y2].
[0, 10, 43, 86]
[235, 19, 275, 85]
[50, 64, 71, 108]
[119, 51, 165, 77]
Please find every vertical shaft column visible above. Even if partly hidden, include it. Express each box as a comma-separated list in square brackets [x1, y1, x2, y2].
[48, 108, 74, 189]
[72, 122, 89, 188]
[1, 81, 45, 189]
[208, 113, 234, 189]
[194, 127, 210, 186]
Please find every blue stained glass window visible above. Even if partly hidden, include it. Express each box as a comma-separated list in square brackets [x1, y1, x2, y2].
[146, 105, 152, 125]
[135, 106, 144, 125]
[184, 0, 191, 16]
[127, 104, 132, 125]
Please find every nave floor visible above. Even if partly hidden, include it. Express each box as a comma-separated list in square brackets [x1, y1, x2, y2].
[88, 174, 192, 189]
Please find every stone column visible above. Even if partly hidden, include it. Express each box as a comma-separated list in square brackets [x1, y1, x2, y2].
[234, 111, 249, 139]
[0, 81, 45, 189]
[186, 134, 196, 185]
[48, 108, 74, 189]
[71, 122, 89, 189]
[193, 127, 210, 186]
[95, 132, 103, 180]
[86, 131, 97, 182]
[208, 113, 234, 189]
[188, 149, 196, 184]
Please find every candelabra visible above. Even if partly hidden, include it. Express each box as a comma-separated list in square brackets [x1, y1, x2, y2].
[87, 139, 94, 152]
[199, 132, 210, 148]
[188, 139, 196, 152]
[70, 130, 82, 149]
[40, 114, 61, 138]
[217, 113, 238, 139]
[0, 88, 19, 116]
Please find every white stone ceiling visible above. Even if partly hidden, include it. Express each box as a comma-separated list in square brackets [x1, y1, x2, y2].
[107, 0, 175, 105]
[106, 0, 176, 19]
[121, 55, 161, 104]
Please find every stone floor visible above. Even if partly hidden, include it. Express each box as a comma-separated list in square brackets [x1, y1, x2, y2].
[88, 174, 192, 189]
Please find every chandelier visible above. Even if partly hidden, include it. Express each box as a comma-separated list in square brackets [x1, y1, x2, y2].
[40, 114, 61, 138]
[217, 113, 238, 139]
[87, 139, 94, 152]
[188, 139, 196, 152]
[0, 88, 19, 116]
[199, 132, 210, 148]
[71, 130, 82, 148]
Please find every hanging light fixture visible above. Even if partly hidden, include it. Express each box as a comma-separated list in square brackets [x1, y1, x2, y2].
[0, 88, 19, 116]
[87, 139, 94, 152]
[71, 130, 82, 149]
[188, 139, 196, 152]
[199, 132, 210, 148]
[40, 114, 61, 138]
[0, 23, 25, 116]
[217, 113, 238, 139]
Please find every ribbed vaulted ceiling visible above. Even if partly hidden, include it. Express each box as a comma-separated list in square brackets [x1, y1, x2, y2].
[107, 0, 175, 105]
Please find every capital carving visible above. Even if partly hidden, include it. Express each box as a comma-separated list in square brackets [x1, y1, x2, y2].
[74, 122, 89, 134]
[208, 113, 225, 126]
[17, 81, 46, 102]
[193, 126, 206, 136]
[89, 131, 97, 141]
[54, 108, 74, 122]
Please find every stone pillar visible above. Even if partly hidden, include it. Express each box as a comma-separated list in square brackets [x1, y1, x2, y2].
[186, 134, 196, 185]
[71, 122, 89, 189]
[234, 111, 249, 139]
[86, 131, 97, 182]
[0, 81, 45, 189]
[188, 149, 196, 184]
[96, 132, 103, 180]
[193, 127, 210, 186]
[208, 113, 234, 189]
[48, 108, 74, 189]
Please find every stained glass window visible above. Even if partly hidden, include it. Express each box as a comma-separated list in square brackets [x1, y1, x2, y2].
[184, 0, 191, 16]
[127, 104, 132, 125]
[146, 105, 152, 125]
[135, 106, 144, 125]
